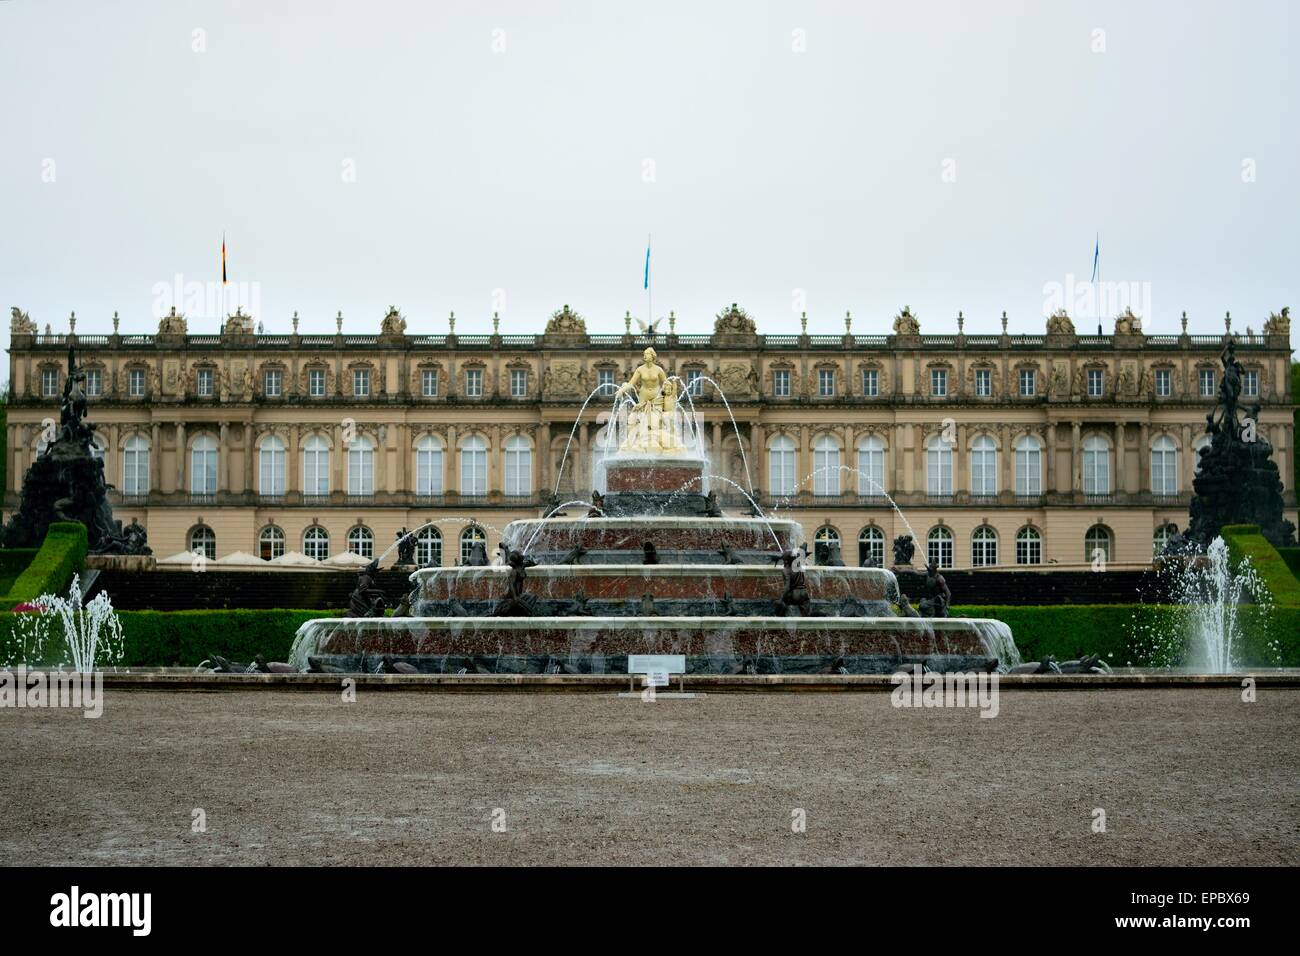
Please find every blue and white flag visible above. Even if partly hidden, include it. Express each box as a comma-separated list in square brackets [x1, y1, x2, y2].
[1090, 234, 1100, 283]
[644, 237, 651, 290]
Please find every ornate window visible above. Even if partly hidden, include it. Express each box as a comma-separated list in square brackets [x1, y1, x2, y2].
[926, 435, 953, 497]
[347, 436, 375, 497]
[858, 526, 885, 567]
[259, 435, 286, 497]
[773, 368, 792, 398]
[259, 525, 285, 560]
[1087, 368, 1105, 397]
[41, 366, 59, 397]
[264, 367, 283, 397]
[190, 435, 218, 496]
[308, 367, 327, 397]
[460, 435, 487, 496]
[352, 368, 371, 397]
[861, 367, 879, 397]
[1198, 368, 1215, 397]
[1014, 435, 1042, 497]
[303, 435, 330, 496]
[84, 367, 102, 397]
[1154, 368, 1172, 397]
[817, 368, 835, 397]
[196, 366, 216, 398]
[464, 367, 484, 397]
[510, 368, 528, 397]
[1018, 368, 1037, 397]
[769, 435, 796, 497]
[1016, 526, 1042, 565]
[128, 367, 147, 398]
[304, 525, 330, 561]
[813, 434, 840, 496]
[1151, 435, 1179, 495]
[971, 525, 998, 567]
[421, 368, 440, 397]
[930, 368, 948, 398]
[927, 526, 954, 568]
[415, 435, 444, 496]
[856, 435, 885, 496]
[970, 435, 997, 496]
[347, 525, 374, 558]
[189, 526, 216, 560]
[974, 368, 992, 397]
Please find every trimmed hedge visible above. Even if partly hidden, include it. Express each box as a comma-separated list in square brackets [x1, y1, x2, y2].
[1220, 524, 1300, 607]
[0, 396, 6, 504]
[1279, 548, 1300, 583]
[2, 522, 88, 606]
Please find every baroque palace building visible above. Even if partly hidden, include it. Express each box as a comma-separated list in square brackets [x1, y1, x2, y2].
[4, 303, 1295, 570]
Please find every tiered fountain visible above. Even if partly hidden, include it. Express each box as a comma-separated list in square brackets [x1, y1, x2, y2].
[290, 347, 1021, 675]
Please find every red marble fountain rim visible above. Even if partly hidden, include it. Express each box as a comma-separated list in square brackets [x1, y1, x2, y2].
[408, 564, 897, 585]
[299, 615, 997, 632]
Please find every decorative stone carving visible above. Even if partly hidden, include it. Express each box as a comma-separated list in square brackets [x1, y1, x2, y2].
[893, 306, 920, 336]
[1049, 361, 1070, 399]
[10, 306, 36, 335]
[157, 307, 188, 336]
[717, 360, 759, 398]
[1045, 309, 1075, 336]
[714, 303, 757, 336]
[544, 304, 586, 336]
[1113, 307, 1142, 336]
[543, 360, 586, 398]
[223, 308, 254, 336]
[380, 305, 406, 338]
[1264, 306, 1290, 337]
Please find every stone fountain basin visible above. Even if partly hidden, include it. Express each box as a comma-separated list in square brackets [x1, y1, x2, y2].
[289, 615, 1019, 674]
[412, 563, 898, 610]
[502, 516, 803, 563]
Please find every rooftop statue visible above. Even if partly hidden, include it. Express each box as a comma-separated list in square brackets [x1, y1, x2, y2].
[614, 347, 687, 455]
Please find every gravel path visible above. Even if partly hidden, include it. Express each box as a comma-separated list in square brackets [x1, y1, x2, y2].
[2, 688, 1297, 865]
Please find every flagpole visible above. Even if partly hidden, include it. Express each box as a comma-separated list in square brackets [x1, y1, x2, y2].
[646, 232, 652, 337]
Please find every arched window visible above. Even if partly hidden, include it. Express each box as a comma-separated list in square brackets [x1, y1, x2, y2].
[460, 435, 487, 496]
[189, 525, 216, 560]
[415, 435, 444, 496]
[1082, 435, 1110, 495]
[927, 526, 954, 568]
[417, 526, 443, 567]
[121, 434, 150, 496]
[347, 436, 374, 497]
[191, 435, 218, 496]
[1151, 435, 1179, 495]
[970, 435, 997, 496]
[812, 435, 841, 496]
[1015, 526, 1042, 565]
[303, 435, 330, 496]
[259, 525, 285, 560]
[1153, 522, 1178, 556]
[857, 435, 885, 496]
[1193, 435, 1211, 476]
[460, 525, 487, 564]
[1014, 435, 1042, 497]
[1085, 524, 1112, 564]
[259, 435, 286, 497]
[971, 525, 998, 567]
[504, 435, 532, 496]
[303, 525, 330, 561]
[769, 435, 796, 497]
[813, 525, 840, 564]
[347, 525, 374, 558]
[857, 526, 885, 567]
[926, 435, 953, 496]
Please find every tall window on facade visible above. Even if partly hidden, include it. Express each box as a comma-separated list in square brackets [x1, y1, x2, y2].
[1015, 526, 1042, 565]
[460, 435, 487, 496]
[304, 526, 330, 561]
[1018, 368, 1036, 396]
[818, 369, 835, 397]
[1153, 523, 1178, 556]
[813, 435, 840, 496]
[303, 435, 329, 496]
[259, 435, 286, 497]
[347, 436, 374, 496]
[422, 369, 439, 397]
[930, 368, 947, 397]
[927, 526, 954, 568]
[504, 435, 532, 496]
[259, 525, 285, 560]
[417, 527, 443, 567]
[309, 368, 326, 397]
[128, 368, 146, 397]
[1151, 435, 1179, 495]
[856, 435, 885, 495]
[264, 368, 282, 397]
[123, 435, 150, 496]
[971, 525, 998, 567]
[974, 368, 992, 397]
[858, 526, 885, 567]
[465, 368, 484, 397]
[926, 435, 953, 496]
[190, 435, 218, 496]
[1199, 369, 1215, 396]
[42, 367, 59, 396]
[1085, 524, 1112, 563]
[597, 369, 617, 395]
[1155, 369, 1171, 397]
[861, 368, 879, 397]
[1082, 435, 1110, 495]
[460, 525, 486, 564]
[1014, 435, 1042, 496]
[84, 368, 102, 397]
[813, 526, 840, 564]
[1087, 368, 1105, 397]
[686, 369, 703, 396]
[415, 435, 444, 496]
[352, 368, 370, 397]
[1242, 370, 1259, 397]
[773, 369, 791, 397]
[510, 369, 528, 397]
[970, 435, 997, 496]
[769, 435, 796, 497]
[347, 525, 374, 558]
[197, 367, 215, 397]
[189, 526, 216, 560]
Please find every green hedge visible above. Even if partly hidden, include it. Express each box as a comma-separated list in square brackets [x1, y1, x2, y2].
[1220, 524, 1300, 607]
[0, 548, 38, 596]
[1279, 548, 1300, 583]
[2, 522, 88, 606]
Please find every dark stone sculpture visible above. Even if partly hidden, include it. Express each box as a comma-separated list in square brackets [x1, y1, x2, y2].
[394, 528, 416, 566]
[915, 563, 951, 618]
[559, 543, 588, 565]
[704, 490, 722, 517]
[493, 549, 538, 616]
[778, 550, 811, 617]
[892, 534, 915, 566]
[639, 592, 657, 616]
[1185, 339, 1296, 548]
[346, 560, 388, 617]
[462, 541, 490, 566]
[822, 542, 846, 567]
[642, 541, 660, 564]
[567, 591, 593, 615]
[588, 491, 605, 517]
[716, 545, 743, 565]
[2, 346, 151, 555]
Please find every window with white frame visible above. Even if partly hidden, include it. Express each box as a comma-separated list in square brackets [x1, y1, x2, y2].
[773, 369, 791, 397]
[1199, 369, 1215, 396]
[510, 369, 528, 397]
[861, 368, 879, 397]
[415, 435, 444, 496]
[41, 368, 58, 397]
[417, 527, 442, 567]
[347, 436, 374, 496]
[84, 368, 102, 397]
[926, 435, 953, 496]
[686, 369, 703, 396]
[197, 367, 215, 397]
[1016, 526, 1042, 565]
[813, 435, 840, 496]
[930, 368, 948, 397]
[347, 525, 374, 558]
[971, 525, 998, 567]
[190, 526, 216, 560]
[190, 435, 218, 496]
[504, 435, 532, 496]
[303, 435, 329, 496]
[460, 525, 486, 564]
[352, 368, 371, 398]
[597, 369, 617, 395]
[421, 369, 439, 397]
[259, 435, 286, 497]
[818, 369, 835, 397]
[1242, 369, 1259, 397]
[259, 525, 285, 560]
[857, 435, 885, 495]
[970, 435, 997, 496]
[1153, 523, 1178, 557]
[264, 368, 283, 397]
[304, 526, 330, 561]
[460, 435, 487, 496]
[927, 526, 954, 568]
[857, 526, 885, 567]
[1155, 368, 1171, 397]
[308, 368, 326, 397]
[1085, 524, 1112, 563]
[1151, 435, 1179, 495]
[1018, 368, 1036, 396]
[464, 368, 484, 397]
[1087, 368, 1105, 397]
[768, 435, 796, 497]
[813, 526, 840, 565]
[1014, 434, 1042, 496]
[128, 368, 146, 397]
[1082, 435, 1110, 495]
[122, 435, 150, 496]
[975, 368, 992, 397]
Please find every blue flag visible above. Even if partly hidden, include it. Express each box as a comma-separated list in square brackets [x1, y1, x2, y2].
[643, 239, 651, 290]
[1090, 234, 1099, 283]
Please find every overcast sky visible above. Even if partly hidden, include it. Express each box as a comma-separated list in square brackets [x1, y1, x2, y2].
[1, 0, 1296, 349]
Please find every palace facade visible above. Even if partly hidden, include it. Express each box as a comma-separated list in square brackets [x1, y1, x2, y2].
[5, 303, 1295, 570]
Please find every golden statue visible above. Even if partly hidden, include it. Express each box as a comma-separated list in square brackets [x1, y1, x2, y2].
[614, 347, 687, 454]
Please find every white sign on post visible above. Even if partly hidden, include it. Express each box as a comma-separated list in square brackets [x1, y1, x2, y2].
[628, 655, 686, 675]
[645, 670, 669, 688]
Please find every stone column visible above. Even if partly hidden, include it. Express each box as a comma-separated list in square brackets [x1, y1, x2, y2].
[175, 421, 186, 493]
[376, 425, 388, 495]
[1070, 421, 1081, 492]
[6, 424, 16, 493]
[999, 423, 1012, 495]
[219, 422, 230, 492]
[1138, 422, 1150, 493]
[537, 422, 551, 493]
[288, 424, 300, 495]
[243, 422, 254, 494]
[1114, 422, 1126, 494]
[151, 422, 162, 493]
[798, 426, 812, 498]
[953, 424, 966, 494]
[578, 423, 589, 494]
[331, 423, 343, 494]
[394, 423, 407, 493]
[750, 422, 765, 493]
[446, 425, 458, 494]
[1044, 423, 1056, 493]
[1180, 423, 1193, 492]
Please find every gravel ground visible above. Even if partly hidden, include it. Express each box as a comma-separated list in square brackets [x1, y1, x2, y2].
[1, 688, 1297, 866]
